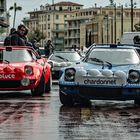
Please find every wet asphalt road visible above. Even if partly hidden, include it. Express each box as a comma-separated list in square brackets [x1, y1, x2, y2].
[0, 83, 140, 140]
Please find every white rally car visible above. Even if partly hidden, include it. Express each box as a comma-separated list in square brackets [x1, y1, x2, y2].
[59, 44, 140, 106]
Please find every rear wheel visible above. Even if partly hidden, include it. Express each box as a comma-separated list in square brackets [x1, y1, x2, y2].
[31, 74, 45, 96]
[59, 90, 74, 106]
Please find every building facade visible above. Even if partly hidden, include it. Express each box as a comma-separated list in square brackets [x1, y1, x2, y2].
[0, 0, 7, 26]
[0, 0, 9, 43]
[23, 1, 140, 49]
[23, 1, 83, 50]
[65, 6, 140, 48]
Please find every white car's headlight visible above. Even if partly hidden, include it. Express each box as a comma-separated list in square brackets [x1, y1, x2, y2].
[65, 68, 76, 81]
[67, 62, 73, 66]
[128, 70, 140, 83]
[61, 62, 67, 67]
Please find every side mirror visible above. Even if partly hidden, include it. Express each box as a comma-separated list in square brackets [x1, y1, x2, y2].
[36, 55, 41, 59]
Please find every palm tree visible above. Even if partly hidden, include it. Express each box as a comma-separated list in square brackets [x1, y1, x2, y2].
[9, 2, 22, 28]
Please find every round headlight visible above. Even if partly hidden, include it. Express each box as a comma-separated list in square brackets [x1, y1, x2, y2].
[21, 78, 30, 86]
[128, 70, 140, 83]
[25, 66, 33, 75]
[65, 68, 76, 81]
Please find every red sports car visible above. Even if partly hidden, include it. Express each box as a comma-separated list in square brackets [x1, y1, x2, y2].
[0, 46, 52, 96]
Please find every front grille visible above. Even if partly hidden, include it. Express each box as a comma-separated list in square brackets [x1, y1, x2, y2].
[79, 87, 122, 98]
[0, 80, 21, 88]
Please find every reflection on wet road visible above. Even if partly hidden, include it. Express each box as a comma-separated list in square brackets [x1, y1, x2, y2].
[0, 84, 139, 140]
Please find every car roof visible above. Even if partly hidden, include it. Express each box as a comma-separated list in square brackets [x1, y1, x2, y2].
[89, 44, 140, 50]
[53, 50, 77, 53]
[0, 46, 34, 50]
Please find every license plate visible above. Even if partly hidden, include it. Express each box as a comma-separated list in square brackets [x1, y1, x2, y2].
[75, 76, 125, 86]
[0, 73, 16, 79]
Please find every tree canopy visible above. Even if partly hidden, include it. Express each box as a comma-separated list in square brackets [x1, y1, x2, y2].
[28, 28, 45, 42]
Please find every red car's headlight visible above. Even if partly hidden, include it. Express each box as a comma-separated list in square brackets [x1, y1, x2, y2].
[24, 66, 33, 75]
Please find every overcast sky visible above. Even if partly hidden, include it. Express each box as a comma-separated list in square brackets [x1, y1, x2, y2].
[7, 0, 140, 28]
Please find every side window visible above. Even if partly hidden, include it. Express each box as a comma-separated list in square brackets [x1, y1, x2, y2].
[136, 49, 140, 57]
[28, 50, 37, 60]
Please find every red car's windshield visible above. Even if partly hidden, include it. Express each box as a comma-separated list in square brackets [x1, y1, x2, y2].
[0, 49, 33, 62]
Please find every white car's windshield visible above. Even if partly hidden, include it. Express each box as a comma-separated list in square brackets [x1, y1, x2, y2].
[49, 51, 80, 62]
[85, 48, 140, 65]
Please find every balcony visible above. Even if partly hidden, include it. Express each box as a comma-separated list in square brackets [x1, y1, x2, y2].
[0, 16, 4, 21]
[67, 26, 80, 30]
[0, 6, 4, 12]
[53, 37, 64, 44]
[52, 29, 64, 33]
[0, 20, 9, 27]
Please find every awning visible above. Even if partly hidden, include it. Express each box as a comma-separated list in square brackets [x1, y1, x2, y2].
[0, 20, 9, 28]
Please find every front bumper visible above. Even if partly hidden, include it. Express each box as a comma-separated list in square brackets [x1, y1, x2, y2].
[0, 79, 37, 91]
[59, 83, 140, 100]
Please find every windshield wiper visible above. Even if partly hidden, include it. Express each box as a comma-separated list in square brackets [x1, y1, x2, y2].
[4, 60, 10, 63]
[55, 55, 69, 62]
[105, 61, 112, 69]
[88, 58, 112, 69]
[88, 57, 105, 69]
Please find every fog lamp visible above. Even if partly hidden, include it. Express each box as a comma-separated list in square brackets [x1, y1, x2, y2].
[21, 78, 30, 86]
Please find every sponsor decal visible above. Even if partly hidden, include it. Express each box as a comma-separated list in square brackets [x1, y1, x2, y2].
[84, 78, 116, 85]
[0, 74, 15, 79]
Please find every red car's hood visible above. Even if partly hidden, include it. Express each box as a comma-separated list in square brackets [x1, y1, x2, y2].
[0, 62, 40, 79]
[0, 62, 36, 71]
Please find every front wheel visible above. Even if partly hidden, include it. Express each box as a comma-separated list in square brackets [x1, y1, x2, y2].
[45, 75, 52, 93]
[59, 90, 74, 106]
[134, 99, 140, 106]
[31, 74, 45, 96]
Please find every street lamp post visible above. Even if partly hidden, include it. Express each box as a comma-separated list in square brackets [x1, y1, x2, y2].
[9, 3, 22, 28]
[121, 5, 124, 36]
[107, 15, 109, 44]
[111, 17, 113, 43]
[114, 4, 117, 43]
[131, 0, 134, 31]
[104, 15, 109, 44]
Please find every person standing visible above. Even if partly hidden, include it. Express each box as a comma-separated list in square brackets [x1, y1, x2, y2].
[4, 24, 26, 46]
[44, 40, 54, 57]
[4, 28, 16, 46]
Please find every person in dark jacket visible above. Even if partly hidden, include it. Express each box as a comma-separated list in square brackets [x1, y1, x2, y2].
[133, 35, 140, 45]
[4, 28, 16, 46]
[4, 24, 26, 46]
[44, 40, 54, 57]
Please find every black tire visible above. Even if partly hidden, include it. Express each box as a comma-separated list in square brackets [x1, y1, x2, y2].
[134, 99, 140, 106]
[45, 75, 52, 93]
[77, 97, 91, 106]
[31, 74, 45, 96]
[59, 90, 74, 106]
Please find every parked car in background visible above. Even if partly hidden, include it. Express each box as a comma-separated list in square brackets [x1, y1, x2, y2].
[59, 44, 140, 106]
[48, 50, 81, 80]
[39, 47, 45, 57]
[0, 46, 52, 96]
[120, 32, 140, 45]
